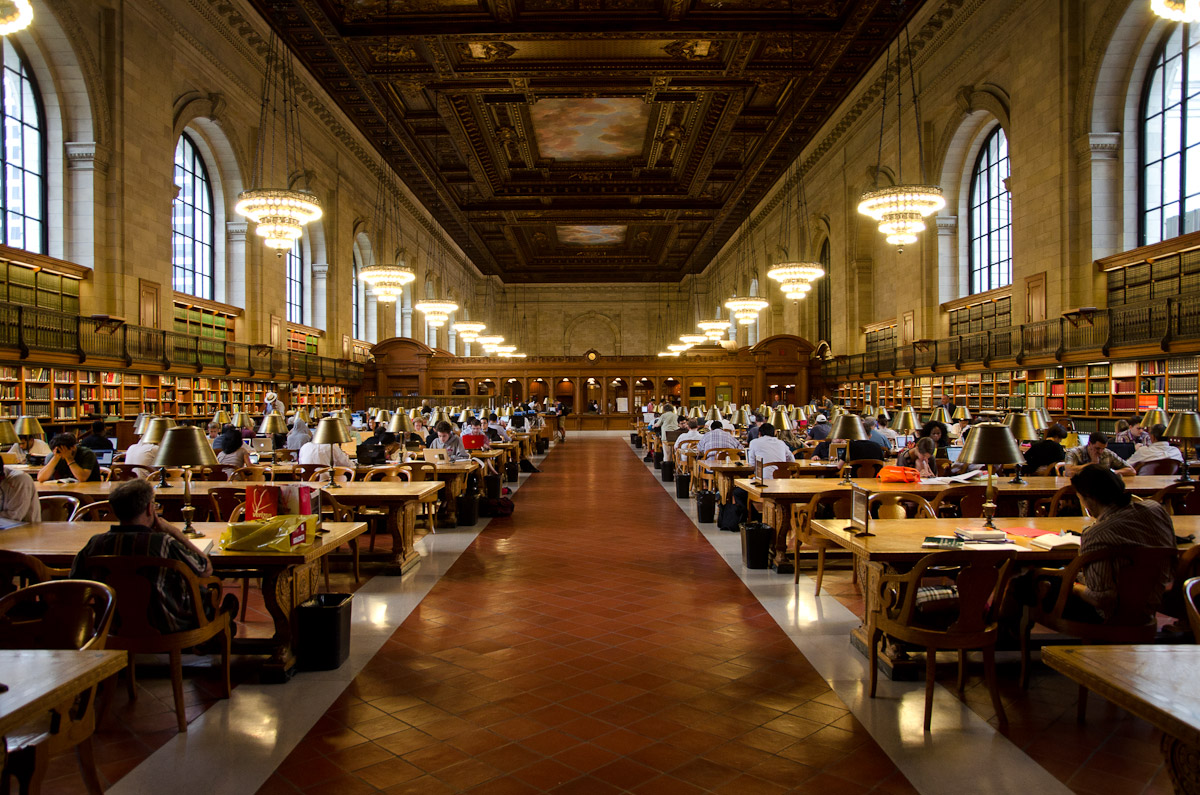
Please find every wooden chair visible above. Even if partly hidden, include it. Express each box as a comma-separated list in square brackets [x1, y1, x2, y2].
[78, 555, 232, 732]
[868, 492, 935, 520]
[356, 466, 410, 551]
[294, 463, 328, 481]
[1163, 546, 1200, 623]
[312, 466, 355, 485]
[0, 580, 116, 795]
[0, 550, 67, 597]
[97, 466, 111, 483]
[271, 448, 298, 464]
[696, 448, 743, 492]
[867, 550, 1016, 731]
[1019, 545, 1179, 718]
[1134, 458, 1181, 476]
[398, 461, 440, 532]
[38, 494, 81, 522]
[107, 463, 148, 482]
[190, 464, 234, 482]
[70, 500, 117, 522]
[1032, 484, 1086, 517]
[208, 487, 246, 526]
[929, 485, 988, 519]
[363, 465, 408, 482]
[1184, 576, 1200, 638]
[841, 458, 885, 479]
[791, 490, 853, 595]
[322, 493, 361, 586]
[229, 465, 272, 482]
[1147, 482, 1196, 515]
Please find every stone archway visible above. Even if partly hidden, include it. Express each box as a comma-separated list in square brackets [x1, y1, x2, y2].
[561, 310, 621, 356]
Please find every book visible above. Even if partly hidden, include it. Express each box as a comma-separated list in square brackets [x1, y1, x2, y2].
[956, 527, 1007, 542]
[1030, 533, 1081, 550]
[922, 535, 963, 549]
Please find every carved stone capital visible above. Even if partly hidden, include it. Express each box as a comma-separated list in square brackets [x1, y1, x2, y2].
[65, 141, 109, 174]
[1074, 132, 1121, 163]
[935, 215, 958, 236]
[226, 221, 250, 240]
[311, 262, 330, 278]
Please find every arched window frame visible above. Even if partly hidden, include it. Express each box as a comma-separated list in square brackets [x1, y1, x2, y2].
[351, 250, 361, 340]
[0, 38, 46, 254]
[967, 126, 1012, 294]
[286, 239, 303, 324]
[817, 240, 831, 344]
[172, 133, 215, 299]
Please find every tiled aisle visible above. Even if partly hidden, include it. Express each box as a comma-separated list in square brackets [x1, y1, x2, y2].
[260, 436, 916, 794]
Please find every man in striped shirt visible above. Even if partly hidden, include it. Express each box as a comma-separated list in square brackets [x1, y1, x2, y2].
[697, 421, 742, 461]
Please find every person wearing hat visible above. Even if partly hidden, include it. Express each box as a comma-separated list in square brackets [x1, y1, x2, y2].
[807, 414, 832, 441]
[264, 391, 285, 416]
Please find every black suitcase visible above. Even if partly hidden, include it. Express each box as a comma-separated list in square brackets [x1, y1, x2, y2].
[740, 521, 773, 569]
[483, 473, 502, 500]
[505, 460, 519, 482]
[696, 490, 716, 523]
[653, 451, 663, 469]
[661, 460, 675, 482]
[675, 473, 691, 498]
[456, 493, 479, 525]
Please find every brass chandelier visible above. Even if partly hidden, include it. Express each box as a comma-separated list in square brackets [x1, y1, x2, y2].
[1153, 0, 1200, 21]
[0, 1, 32, 35]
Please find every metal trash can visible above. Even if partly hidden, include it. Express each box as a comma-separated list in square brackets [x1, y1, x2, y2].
[630, 432, 639, 445]
[457, 493, 479, 525]
[675, 472, 691, 498]
[696, 490, 716, 523]
[740, 522, 773, 569]
[296, 593, 352, 671]
[661, 460, 675, 482]
[484, 473, 502, 500]
[653, 451, 663, 469]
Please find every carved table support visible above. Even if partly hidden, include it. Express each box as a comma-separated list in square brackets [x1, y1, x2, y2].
[1162, 734, 1200, 795]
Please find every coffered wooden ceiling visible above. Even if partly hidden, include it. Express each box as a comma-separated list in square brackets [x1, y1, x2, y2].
[250, 0, 928, 282]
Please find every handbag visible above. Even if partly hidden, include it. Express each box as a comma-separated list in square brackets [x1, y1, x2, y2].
[879, 465, 921, 483]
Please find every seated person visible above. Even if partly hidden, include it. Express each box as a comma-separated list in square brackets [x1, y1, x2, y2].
[70, 479, 237, 633]
[78, 420, 113, 452]
[9, 433, 51, 464]
[1125, 423, 1184, 469]
[481, 415, 508, 443]
[864, 416, 890, 450]
[697, 420, 742, 460]
[298, 436, 353, 467]
[806, 414, 831, 441]
[876, 415, 899, 447]
[124, 433, 161, 472]
[428, 420, 470, 461]
[381, 432, 403, 462]
[919, 420, 951, 449]
[675, 418, 703, 446]
[206, 421, 223, 449]
[37, 433, 100, 482]
[0, 461, 40, 522]
[286, 418, 312, 451]
[461, 419, 490, 449]
[898, 437, 937, 478]
[1023, 423, 1068, 475]
[948, 418, 971, 441]
[1064, 432, 1135, 477]
[747, 422, 795, 479]
[1114, 417, 1149, 447]
[215, 428, 250, 468]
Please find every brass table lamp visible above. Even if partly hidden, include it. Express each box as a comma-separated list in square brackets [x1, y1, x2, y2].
[768, 407, 793, 433]
[212, 410, 231, 427]
[1003, 412, 1039, 484]
[132, 414, 155, 436]
[953, 405, 972, 421]
[1024, 409, 1048, 433]
[313, 417, 350, 487]
[876, 406, 891, 421]
[958, 422, 1025, 529]
[232, 412, 256, 431]
[931, 406, 953, 425]
[388, 412, 415, 436]
[0, 419, 17, 447]
[141, 418, 172, 487]
[1142, 408, 1169, 430]
[704, 406, 723, 424]
[829, 414, 868, 483]
[892, 407, 919, 435]
[1165, 411, 1200, 483]
[12, 415, 41, 440]
[295, 407, 311, 425]
[153, 425, 217, 537]
[259, 413, 287, 437]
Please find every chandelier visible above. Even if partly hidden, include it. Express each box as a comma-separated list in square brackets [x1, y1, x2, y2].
[667, 343, 692, 353]
[454, 321, 486, 344]
[657, 351, 681, 357]
[1153, 0, 1200, 21]
[236, 33, 322, 251]
[476, 335, 504, 353]
[768, 262, 824, 301]
[697, 319, 729, 340]
[724, 297, 769, 325]
[782, 281, 813, 300]
[498, 351, 526, 358]
[679, 334, 707, 346]
[493, 345, 517, 355]
[358, 262, 414, 303]
[0, 1, 33, 35]
[415, 299, 458, 328]
[857, 26, 943, 251]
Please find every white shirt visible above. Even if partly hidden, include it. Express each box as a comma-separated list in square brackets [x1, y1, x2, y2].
[124, 441, 160, 467]
[8, 439, 50, 463]
[0, 467, 40, 522]
[747, 435, 796, 479]
[675, 429, 702, 445]
[298, 441, 352, 467]
[878, 427, 898, 444]
[1125, 441, 1184, 467]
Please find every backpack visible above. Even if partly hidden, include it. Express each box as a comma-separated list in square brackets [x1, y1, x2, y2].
[480, 497, 515, 517]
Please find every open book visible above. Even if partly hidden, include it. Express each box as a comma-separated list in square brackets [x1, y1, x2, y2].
[1030, 533, 1081, 550]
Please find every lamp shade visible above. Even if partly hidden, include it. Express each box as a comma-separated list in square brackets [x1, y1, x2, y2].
[892, 407, 919, 434]
[876, 406, 891, 420]
[374, 409, 391, 424]
[294, 407, 311, 425]
[729, 408, 750, 427]
[132, 415, 155, 435]
[13, 416, 44, 437]
[958, 422, 1026, 466]
[141, 418, 171, 445]
[1142, 408, 1169, 429]
[0, 419, 18, 446]
[930, 406, 953, 425]
[312, 416, 350, 445]
[232, 412, 256, 430]
[1024, 410, 1048, 432]
[388, 412, 415, 435]
[1165, 411, 1200, 440]
[152, 426, 218, 468]
[259, 414, 287, 435]
[1035, 407, 1052, 426]
[952, 405, 972, 421]
[212, 410, 231, 426]
[829, 414, 868, 441]
[1003, 412, 1039, 442]
[767, 408, 793, 432]
[703, 406, 723, 423]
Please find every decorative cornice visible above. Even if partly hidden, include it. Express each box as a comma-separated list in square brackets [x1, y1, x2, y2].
[226, 221, 249, 239]
[935, 215, 959, 235]
[1074, 132, 1121, 162]
[65, 141, 109, 174]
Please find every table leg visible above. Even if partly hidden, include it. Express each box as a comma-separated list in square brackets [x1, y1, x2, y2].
[390, 502, 421, 573]
[1162, 733, 1200, 795]
[437, 475, 464, 528]
[251, 562, 319, 682]
[766, 497, 795, 574]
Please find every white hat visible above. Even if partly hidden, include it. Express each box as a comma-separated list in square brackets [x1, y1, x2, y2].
[815, 414, 827, 422]
[265, 392, 277, 403]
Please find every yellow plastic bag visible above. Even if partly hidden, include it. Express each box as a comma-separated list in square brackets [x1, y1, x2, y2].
[219, 515, 316, 553]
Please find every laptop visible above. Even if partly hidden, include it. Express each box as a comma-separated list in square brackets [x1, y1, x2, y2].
[1108, 442, 1135, 459]
[251, 437, 274, 452]
[1076, 433, 1090, 448]
[945, 446, 963, 464]
[462, 434, 487, 450]
[357, 444, 386, 465]
[423, 448, 448, 462]
[92, 449, 114, 466]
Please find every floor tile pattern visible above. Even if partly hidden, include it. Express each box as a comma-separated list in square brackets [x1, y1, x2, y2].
[259, 438, 913, 794]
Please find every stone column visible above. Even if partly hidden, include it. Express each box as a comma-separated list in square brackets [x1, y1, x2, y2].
[225, 221, 249, 316]
[365, 290, 378, 343]
[1075, 133, 1122, 308]
[310, 262, 329, 331]
[935, 216, 958, 336]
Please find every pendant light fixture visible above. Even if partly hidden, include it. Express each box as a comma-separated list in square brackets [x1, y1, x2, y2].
[857, 25, 944, 251]
[236, 32, 322, 251]
[454, 321, 486, 345]
[0, 1, 32, 35]
[476, 335, 504, 353]
[415, 299, 458, 328]
[725, 297, 769, 325]
[768, 161, 824, 300]
[698, 319, 729, 341]
[679, 334, 707, 346]
[359, 156, 415, 303]
[1153, 0, 1200, 21]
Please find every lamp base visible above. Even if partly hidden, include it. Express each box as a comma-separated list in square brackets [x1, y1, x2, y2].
[1008, 474, 1026, 485]
[158, 468, 170, 487]
[180, 505, 203, 538]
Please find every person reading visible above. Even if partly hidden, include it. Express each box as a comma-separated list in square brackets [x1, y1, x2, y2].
[37, 433, 100, 482]
[1063, 432, 1135, 477]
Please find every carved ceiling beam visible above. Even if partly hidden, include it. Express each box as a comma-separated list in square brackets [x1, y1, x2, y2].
[338, 19, 848, 36]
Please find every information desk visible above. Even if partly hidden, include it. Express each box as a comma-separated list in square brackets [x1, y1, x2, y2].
[0, 521, 368, 680]
[1045, 646, 1200, 795]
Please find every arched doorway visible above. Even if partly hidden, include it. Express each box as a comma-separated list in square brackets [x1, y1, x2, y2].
[584, 377, 602, 413]
[529, 378, 549, 405]
[505, 378, 522, 404]
[607, 378, 629, 413]
[767, 382, 796, 406]
[554, 378, 575, 412]
[476, 379, 496, 397]
[450, 378, 470, 396]
[633, 377, 654, 409]
[662, 377, 682, 404]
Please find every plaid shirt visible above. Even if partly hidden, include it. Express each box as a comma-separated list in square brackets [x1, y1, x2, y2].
[697, 428, 743, 460]
[1064, 445, 1129, 471]
[70, 525, 210, 634]
[1078, 501, 1176, 620]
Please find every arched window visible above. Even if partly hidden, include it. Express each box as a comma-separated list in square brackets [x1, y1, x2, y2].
[172, 134, 214, 298]
[351, 256, 360, 340]
[1, 39, 45, 254]
[286, 240, 303, 324]
[817, 240, 831, 343]
[1141, 25, 1200, 245]
[968, 127, 1011, 294]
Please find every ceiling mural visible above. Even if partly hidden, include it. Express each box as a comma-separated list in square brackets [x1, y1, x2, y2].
[530, 99, 650, 161]
[252, 0, 934, 283]
[557, 225, 628, 245]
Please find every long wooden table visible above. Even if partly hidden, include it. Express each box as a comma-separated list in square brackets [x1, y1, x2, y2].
[701, 460, 839, 503]
[1045, 646, 1200, 794]
[736, 476, 1185, 570]
[0, 521, 369, 680]
[0, 650, 126, 735]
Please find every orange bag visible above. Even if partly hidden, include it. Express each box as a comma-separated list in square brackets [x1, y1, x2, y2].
[878, 465, 921, 483]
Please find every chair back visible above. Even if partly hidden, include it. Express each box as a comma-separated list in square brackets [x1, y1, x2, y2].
[1184, 576, 1200, 638]
[0, 550, 65, 596]
[272, 448, 298, 463]
[364, 466, 409, 482]
[1077, 545, 1178, 627]
[192, 464, 233, 482]
[709, 448, 743, 462]
[209, 486, 245, 523]
[295, 463, 328, 480]
[929, 485, 988, 519]
[108, 463, 147, 482]
[76, 555, 210, 639]
[1047, 484, 1084, 517]
[39, 494, 81, 522]
[875, 550, 1015, 636]
[843, 458, 885, 478]
[0, 579, 116, 651]
[398, 461, 436, 482]
[70, 500, 116, 522]
[868, 492, 935, 520]
[792, 490, 853, 544]
[314, 466, 355, 484]
[229, 465, 272, 482]
[1135, 458, 1181, 476]
[98, 466, 112, 482]
[1147, 483, 1195, 514]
